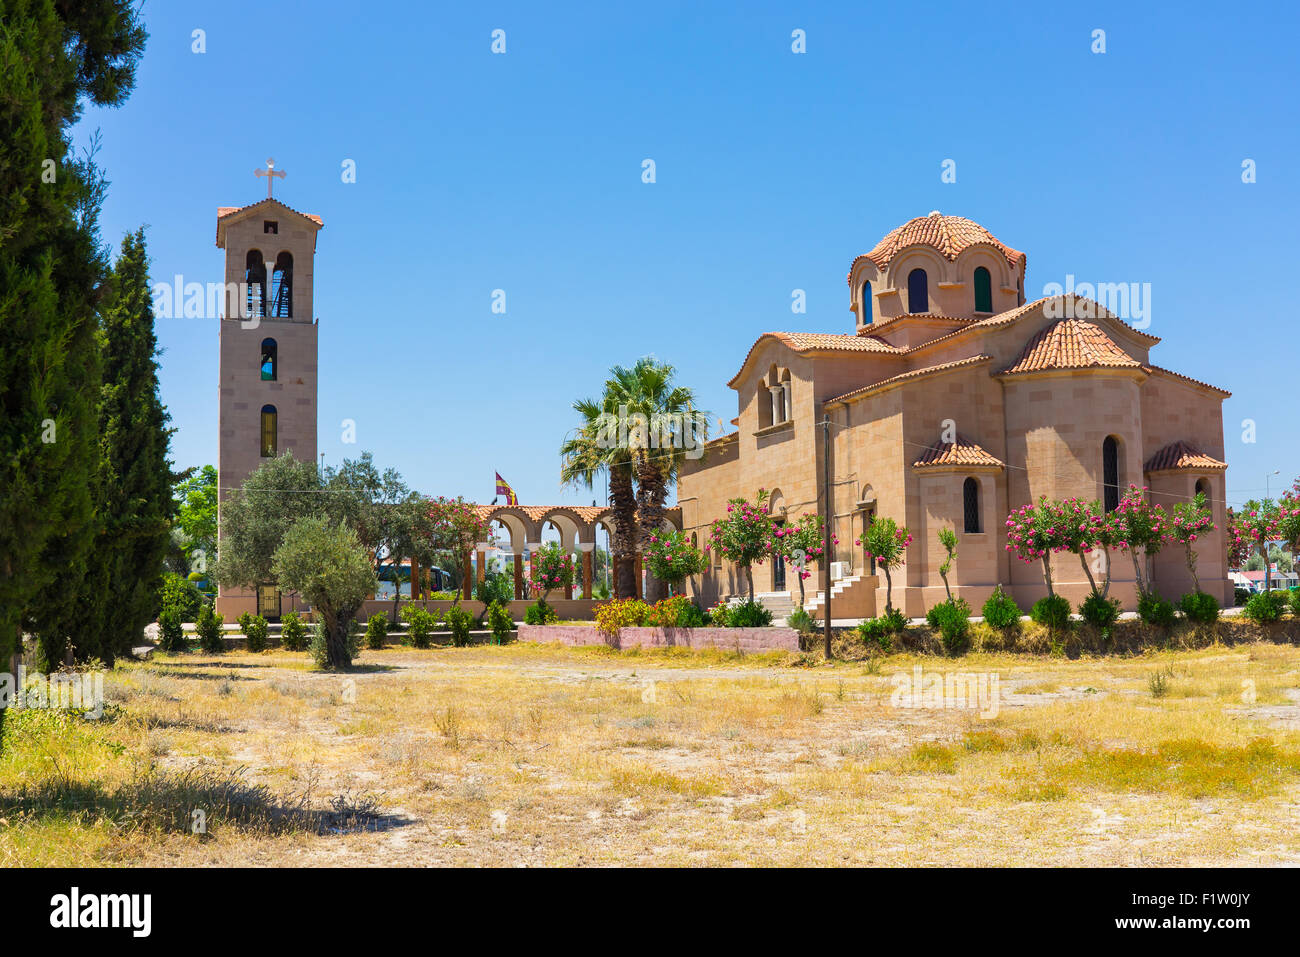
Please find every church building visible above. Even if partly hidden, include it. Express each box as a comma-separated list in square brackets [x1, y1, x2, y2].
[679, 212, 1231, 617]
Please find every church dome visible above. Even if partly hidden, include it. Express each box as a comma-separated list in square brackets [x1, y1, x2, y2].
[856, 211, 1024, 271]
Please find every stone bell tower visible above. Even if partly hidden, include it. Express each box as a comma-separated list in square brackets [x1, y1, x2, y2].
[214, 159, 323, 620]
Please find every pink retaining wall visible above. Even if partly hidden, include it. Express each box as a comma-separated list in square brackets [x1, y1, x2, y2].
[517, 624, 800, 652]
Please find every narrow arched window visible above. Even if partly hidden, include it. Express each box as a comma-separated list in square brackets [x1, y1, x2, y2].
[963, 477, 981, 533]
[1103, 436, 1120, 512]
[1195, 478, 1210, 503]
[245, 250, 267, 318]
[260, 338, 277, 381]
[260, 405, 277, 457]
[270, 251, 293, 318]
[974, 267, 993, 313]
[861, 280, 872, 324]
[908, 268, 928, 313]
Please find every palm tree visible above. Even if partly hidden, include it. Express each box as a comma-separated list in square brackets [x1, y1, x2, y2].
[560, 394, 639, 599]
[606, 358, 707, 602]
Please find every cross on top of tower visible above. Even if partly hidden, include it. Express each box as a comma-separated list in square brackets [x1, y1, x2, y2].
[254, 158, 286, 199]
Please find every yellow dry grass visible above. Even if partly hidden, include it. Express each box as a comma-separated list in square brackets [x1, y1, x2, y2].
[2, 639, 1299, 866]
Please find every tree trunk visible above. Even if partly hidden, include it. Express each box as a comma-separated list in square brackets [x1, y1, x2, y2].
[389, 556, 402, 624]
[745, 565, 754, 602]
[609, 464, 638, 599]
[939, 569, 951, 603]
[796, 570, 805, 608]
[883, 565, 893, 614]
[1042, 556, 1054, 598]
[635, 452, 668, 602]
[322, 606, 352, 669]
[1129, 548, 1146, 596]
[1186, 544, 1200, 594]
[1078, 553, 1099, 594]
[1100, 547, 1113, 598]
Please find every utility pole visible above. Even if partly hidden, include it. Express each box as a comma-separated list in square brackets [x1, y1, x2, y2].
[822, 416, 833, 659]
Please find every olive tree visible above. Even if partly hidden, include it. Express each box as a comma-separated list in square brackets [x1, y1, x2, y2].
[271, 517, 375, 669]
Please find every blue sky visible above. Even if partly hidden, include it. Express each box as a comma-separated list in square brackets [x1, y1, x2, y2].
[81, 0, 1300, 509]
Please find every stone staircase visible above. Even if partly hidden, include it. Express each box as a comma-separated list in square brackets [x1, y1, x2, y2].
[730, 591, 796, 621]
[802, 574, 876, 621]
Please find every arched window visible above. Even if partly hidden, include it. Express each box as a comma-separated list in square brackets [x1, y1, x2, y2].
[270, 251, 293, 318]
[908, 268, 928, 313]
[244, 250, 267, 319]
[861, 280, 872, 324]
[963, 477, 981, 533]
[260, 338, 277, 381]
[1195, 478, 1210, 503]
[1103, 436, 1120, 512]
[260, 405, 277, 457]
[973, 267, 993, 313]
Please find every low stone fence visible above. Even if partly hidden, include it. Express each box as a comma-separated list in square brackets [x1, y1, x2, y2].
[518, 624, 800, 652]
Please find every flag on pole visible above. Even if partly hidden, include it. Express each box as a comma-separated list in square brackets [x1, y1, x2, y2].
[495, 472, 518, 506]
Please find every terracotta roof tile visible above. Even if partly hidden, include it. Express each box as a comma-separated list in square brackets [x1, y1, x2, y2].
[726, 332, 900, 387]
[1143, 441, 1228, 473]
[1001, 318, 1142, 375]
[848, 212, 1024, 281]
[912, 433, 1005, 470]
[826, 355, 991, 405]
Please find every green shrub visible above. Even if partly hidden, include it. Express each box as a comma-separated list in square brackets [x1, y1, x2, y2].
[1243, 590, 1287, 624]
[981, 585, 1021, 630]
[195, 603, 225, 654]
[365, 613, 389, 650]
[596, 599, 650, 636]
[157, 608, 187, 653]
[1030, 594, 1072, 631]
[446, 605, 474, 647]
[160, 573, 203, 622]
[1290, 590, 1300, 619]
[401, 606, 440, 648]
[645, 595, 706, 628]
[1179, 591, 1219, 624]
[523, 600, 558, 625]
[1079, 590, 1121, 631]
[280, 611, 308, 651]
[1233, 587, 1251, 607]
[705, 601, 730, 627]
[487, 600, 514, 644]
[242, 613, 269, 652]
[858, 608, 906, 652]
[926, 597, 972, 656]
[786, 606, 815, 635]
[726, 600, 773, 628]
[1136, 591, 1176, 628]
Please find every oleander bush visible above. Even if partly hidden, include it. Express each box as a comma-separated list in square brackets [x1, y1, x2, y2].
[487, 600, 514, 644]
[446, 605, 474, 647]
[400, 606, 440, 648]
[365, 613, 389, 650]
[523, 600, 558, 626]
[1079, 590, 1121, 631]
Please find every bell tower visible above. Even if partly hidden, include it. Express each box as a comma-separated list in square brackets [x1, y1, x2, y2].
[214, 160, 323, 619]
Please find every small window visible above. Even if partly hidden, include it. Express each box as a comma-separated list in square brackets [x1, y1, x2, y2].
[260, 405, 277, 457]
[908, 268, 928, 313]
[1103, 436, 1120, 512]
[1195, 478, 1210, 503]
[263, 220, 278, 234]
[260, 338, 277, 381]
[963, 477, 981, 533]
[861, 280, 872, 324]
[974, 267, 993, 313]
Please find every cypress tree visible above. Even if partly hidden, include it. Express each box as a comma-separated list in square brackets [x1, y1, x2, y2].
[0, 1, 146, 737]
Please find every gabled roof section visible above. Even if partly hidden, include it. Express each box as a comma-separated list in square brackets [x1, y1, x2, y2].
[1143, 365, 1232, 398]
[1143, 441, 1228, 473]
[726, 331, 901, 388]
[825, 355, 991, 405]
[912, 433, 1005, 470]
[1000, 318, 1143, 375]
[848, 212, 1024, 281]
[216, 198, 324, 248]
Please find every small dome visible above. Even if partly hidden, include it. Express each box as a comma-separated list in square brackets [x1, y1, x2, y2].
[854, 213, 1025, 272]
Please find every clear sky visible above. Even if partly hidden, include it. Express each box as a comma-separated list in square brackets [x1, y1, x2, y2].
[80, 0, 1300, 510]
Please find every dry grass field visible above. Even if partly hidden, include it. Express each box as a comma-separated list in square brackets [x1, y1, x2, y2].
[3, 637, 1300, 867]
